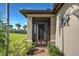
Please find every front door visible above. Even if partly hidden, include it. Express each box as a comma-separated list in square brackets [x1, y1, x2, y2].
[36, 23, 47, 46]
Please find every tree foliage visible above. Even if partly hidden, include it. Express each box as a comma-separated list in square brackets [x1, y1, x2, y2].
[9, 25, 13, 30]
[23, 25, 27, 30]
[0, 12, 6, 55]
[15, 23, 21, 30]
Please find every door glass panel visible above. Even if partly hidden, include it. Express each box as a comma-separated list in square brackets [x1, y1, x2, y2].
[38, 24, 44, 41]
[34, 24, 36, 34]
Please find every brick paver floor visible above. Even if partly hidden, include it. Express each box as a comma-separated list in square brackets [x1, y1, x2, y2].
[33, 47, 49, 56]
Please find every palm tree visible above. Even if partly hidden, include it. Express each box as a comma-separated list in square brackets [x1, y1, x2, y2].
[5, 3, 9, 56]
[15, 23, 21, 33]
[23, 25, 27, 31]
[15, 23, 21, 30]
[0, 12, 4, 31]
[0, 19, 3, 31]
[0, 19, 3, 24]
[9, 25, 13, 30]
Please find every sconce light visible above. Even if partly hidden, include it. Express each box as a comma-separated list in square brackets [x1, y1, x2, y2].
[60, 14, 70, 27]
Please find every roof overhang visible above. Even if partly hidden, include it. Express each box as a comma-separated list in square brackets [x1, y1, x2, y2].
[52, 3, 64, 14]
[19, 3, 64, 17]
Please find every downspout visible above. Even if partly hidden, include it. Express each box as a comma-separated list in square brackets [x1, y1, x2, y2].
[62, 19, 64, 55]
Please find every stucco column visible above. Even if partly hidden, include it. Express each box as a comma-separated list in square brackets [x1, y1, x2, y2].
[50, 16, 56, 43]
[27, 16, 32, 42]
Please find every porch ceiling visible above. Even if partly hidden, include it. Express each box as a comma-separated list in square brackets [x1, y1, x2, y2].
[19, 3, 64, 17]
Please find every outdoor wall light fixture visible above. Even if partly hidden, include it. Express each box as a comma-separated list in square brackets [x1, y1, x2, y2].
[60, 14, 70, 27]
[60, 14, 70, 54]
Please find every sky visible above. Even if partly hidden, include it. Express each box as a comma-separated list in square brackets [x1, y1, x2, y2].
[0, 3, 6, 21]
[0, 3, 53, 29]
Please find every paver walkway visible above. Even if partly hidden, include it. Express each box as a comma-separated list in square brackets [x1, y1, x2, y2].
[33, 47, 49, 56]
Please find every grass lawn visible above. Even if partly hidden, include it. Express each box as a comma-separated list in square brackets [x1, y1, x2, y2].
[9, 33, 27, 42]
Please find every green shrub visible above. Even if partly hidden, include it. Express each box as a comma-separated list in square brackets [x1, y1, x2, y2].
[48, 43, 64, 56]
[0, 32, 5, 55]
[0, 32, 5, 47]
[9, 39, 33, 56]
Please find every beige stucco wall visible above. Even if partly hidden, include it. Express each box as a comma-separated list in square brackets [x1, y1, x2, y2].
[51, 16, 56, 43]
[26, 14, 56, 43]
[56, 3, 79, 56]
[27, 16, 32, 42]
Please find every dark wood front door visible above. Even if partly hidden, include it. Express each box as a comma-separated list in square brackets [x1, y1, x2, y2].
[36, 23, 47, 46]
